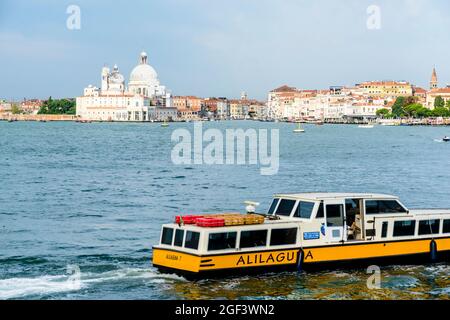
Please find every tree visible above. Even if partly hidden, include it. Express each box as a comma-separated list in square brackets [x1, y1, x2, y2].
[391, 97, 406, 117]
[38, 97, 76, 115]
[431, 107, 450, 117]
[376, 108, 390, 117]
[404, 103, 430, 118]
[434, 96, 445, 109]
[11, 104, 22, 114]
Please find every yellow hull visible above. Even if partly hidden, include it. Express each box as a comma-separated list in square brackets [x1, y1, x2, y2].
[153, 237, 450, 276]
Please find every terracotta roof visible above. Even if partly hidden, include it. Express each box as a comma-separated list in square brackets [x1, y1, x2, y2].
[358, 81, 411, 86]
[413, 87, 427, 94]
[429, 88, 450, 94]
[271, 85, 297, 93]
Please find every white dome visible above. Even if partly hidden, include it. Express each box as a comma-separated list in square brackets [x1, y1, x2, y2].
[129, 63, 159, 85]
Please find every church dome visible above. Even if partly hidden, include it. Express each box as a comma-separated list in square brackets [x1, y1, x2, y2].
[129, 52, 159, 86]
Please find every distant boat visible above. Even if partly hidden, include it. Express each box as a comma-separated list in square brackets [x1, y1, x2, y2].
[293, 123, 305, 133]
[358, 124, 374, 129]
[443, 136, 450, 142]
[161, 120, 169, 127]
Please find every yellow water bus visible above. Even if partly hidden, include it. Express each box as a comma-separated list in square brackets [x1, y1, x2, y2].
[152, 193, 450, 278]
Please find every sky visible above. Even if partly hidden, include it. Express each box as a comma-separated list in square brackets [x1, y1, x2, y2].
[0, 0, 449, 101]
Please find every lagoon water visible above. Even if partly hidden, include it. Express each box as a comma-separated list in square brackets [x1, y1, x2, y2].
[0, 121, 449, 300]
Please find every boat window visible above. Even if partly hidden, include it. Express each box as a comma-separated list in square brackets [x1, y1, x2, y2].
[316, 202, 324, 218]
[418, 220, 440, 235]
[270, 228, 297, 246]
[393, 220, 416, 237]
[381, 222, 388, 238]
[275, 199, 297, 216]
[366, 200, 407, 214]
[174, 229, 184, 247]
[208, 232, 237, 251]
[161, 227, 174, 245]
[326, 204, 344, 227]
[294, 201, 315, 219]
[240, 230, 268, 248]
[268, 198, 280, 214]
[184, 231, 200, 250]
[345, 199, 360, 226]
[443, 220, 450, 234]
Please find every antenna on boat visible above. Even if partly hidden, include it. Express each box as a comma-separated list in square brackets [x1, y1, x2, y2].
[244, 201, 260, 213]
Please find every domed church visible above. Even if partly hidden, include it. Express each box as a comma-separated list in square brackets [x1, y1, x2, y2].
[128, 52, 167, 98]
[76, 51, 176, 122]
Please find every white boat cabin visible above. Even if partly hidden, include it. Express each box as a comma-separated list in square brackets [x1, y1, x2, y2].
[157, 193, 450, 255]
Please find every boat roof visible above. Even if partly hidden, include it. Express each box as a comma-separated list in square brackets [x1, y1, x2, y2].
[273, 192, 399, 201]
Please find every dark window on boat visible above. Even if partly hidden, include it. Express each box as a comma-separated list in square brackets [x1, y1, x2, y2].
[275, 199, 297, 216]
[345, 199, 360, 213]
[184, 231, 200, 250]
[268, 198, 280, 214]
[316, 202, 324, 218]
[174, 229, 184, 247]
[393, 220, 416, 237]
[270, 228, 297, 246]
[240, 230, 268, 248]
[326, 204, 344, 227]
[161, 227, 174, 245]
[294, 201, 315, 219]
[208, 232, 237, 251]
[381, 222, 388, 238]
[444, 220, 450, 234]
[418, 220, 440, 235]
[366, 200, 407, 214]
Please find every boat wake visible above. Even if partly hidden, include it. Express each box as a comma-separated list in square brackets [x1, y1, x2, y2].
[0, 267, 185, 300]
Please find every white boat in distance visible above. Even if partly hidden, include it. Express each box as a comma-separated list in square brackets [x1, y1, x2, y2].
[358, 124, 374, 129]
[293, 123, 305, 133]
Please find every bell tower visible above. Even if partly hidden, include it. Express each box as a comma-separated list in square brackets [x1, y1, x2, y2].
[430, 67, 438, 90]
[101, 66, 110, 92]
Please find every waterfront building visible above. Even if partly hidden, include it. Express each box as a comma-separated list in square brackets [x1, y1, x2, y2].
[229, 99, 245, 119]
[0, 100, 12, 113]
[173, 96, 203, 120]
[76, 52, 174, 121]
[412, 87, 427, 104]
[424, 67, 450, 109]
[149, 106, 178, 121]
[426, 88, 450, 109]
[216, 99, 230, 119]
[267, 85, 387, 121]
[203, 98, 219, 114]
[356, 81, 413, 98]
[21, 99, 43, 114]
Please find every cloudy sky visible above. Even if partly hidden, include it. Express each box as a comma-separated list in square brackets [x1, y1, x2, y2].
[0, 0, 449, 100]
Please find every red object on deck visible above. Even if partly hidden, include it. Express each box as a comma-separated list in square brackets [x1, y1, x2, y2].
[195, 218, 225, 228]
[175, 215, 204, 224]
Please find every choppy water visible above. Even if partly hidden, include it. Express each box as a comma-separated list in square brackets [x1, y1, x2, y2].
[0, 121, 449, 300]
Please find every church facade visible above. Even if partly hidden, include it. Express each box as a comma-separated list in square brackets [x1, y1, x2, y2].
[76, 52, 176, 121]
